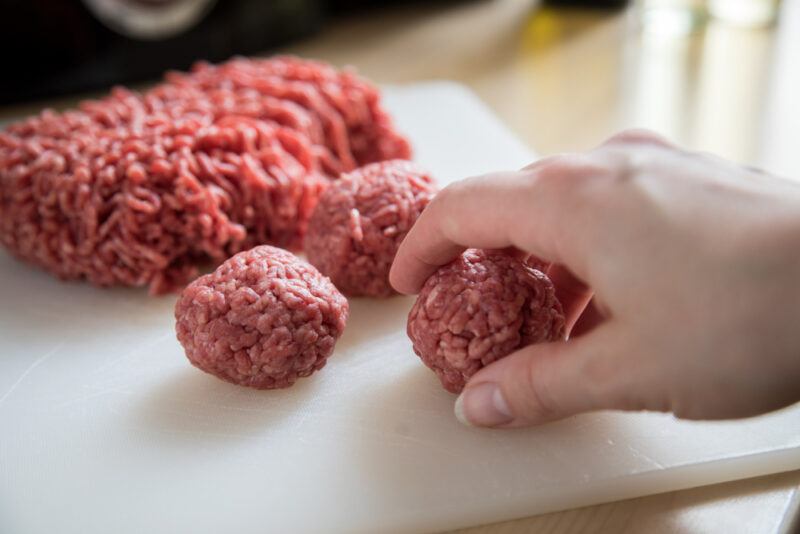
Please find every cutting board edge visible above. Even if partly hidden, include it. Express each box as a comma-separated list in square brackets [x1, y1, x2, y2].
[420, 444, 800, 534]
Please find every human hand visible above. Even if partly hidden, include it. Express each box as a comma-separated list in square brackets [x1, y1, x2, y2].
[390, 131, 800, 428]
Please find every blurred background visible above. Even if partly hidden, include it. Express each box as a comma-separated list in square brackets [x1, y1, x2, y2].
[1, 0, 798, 176]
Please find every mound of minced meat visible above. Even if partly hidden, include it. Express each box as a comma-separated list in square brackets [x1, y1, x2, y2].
[0, 56, 411, 294]
[175, 245, 348, 389]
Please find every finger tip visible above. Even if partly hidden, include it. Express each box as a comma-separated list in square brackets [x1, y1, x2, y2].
[388, 262, 418, 295]
[390, 251, 434, 295]
[454, 381, 515, 428]
[453, 393, 473, 427]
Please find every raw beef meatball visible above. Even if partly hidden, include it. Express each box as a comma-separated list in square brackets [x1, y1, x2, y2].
[175, 245, 349, 389]
[407, 249, 566, 393]
[304, 160, 437, 297]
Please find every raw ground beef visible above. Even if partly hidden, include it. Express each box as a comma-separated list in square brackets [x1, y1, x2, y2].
[304, 160, 436, 297]
[166, 56, 412, 174]
[175, 245, 348, 389]
[0, 56, 411, 294]
[407, 249, 566, 393]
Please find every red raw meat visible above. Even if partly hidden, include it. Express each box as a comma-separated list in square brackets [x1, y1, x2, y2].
[407, 250, 566, 393]
[0, 56, 411, 294]
[175, 245, 348, 389]
[304, 160, 436, 297]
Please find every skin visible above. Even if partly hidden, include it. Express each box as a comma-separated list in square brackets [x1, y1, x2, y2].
[389, 130, 800, 428]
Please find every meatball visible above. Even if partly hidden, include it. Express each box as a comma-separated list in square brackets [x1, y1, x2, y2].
[407, 249, 566, 393]
[304, 160, 437, 297]
[175, 245, 348, 389]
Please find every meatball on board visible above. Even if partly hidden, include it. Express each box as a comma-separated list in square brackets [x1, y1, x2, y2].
[175, 246, 348, 390]
[304, 159, 437, 297]
[3, 83, 799, 534]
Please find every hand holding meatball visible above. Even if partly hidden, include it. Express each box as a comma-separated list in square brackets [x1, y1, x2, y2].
[392, 130, 800, 428]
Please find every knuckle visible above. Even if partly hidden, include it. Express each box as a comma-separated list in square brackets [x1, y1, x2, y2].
[435, 174, 481, 205]
[524, 154, 618, 218]
[531, 154, 593, 181]
[598, 131, 688, 182]
[432, 181, 457, 202]
[603, 129, 673, 148]
[524, 155, 592, 197]
[428, 181, 460, 213]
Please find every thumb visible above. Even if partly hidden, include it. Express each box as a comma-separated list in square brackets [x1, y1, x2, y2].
[454, 325, 644, 427]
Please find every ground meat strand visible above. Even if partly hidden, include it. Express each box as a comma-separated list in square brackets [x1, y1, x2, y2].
[1, 109, 321, 294]
[407, 250, 567, 393]
[175, 245, 349, 389]
[166, 56, 412, 173]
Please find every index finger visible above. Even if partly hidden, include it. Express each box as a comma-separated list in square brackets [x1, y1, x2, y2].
[390, 155, 605, 294]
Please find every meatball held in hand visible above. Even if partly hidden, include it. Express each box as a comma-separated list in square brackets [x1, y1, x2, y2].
[175, 245, 349, 389]
[304, 160, 437, 297]
[407, 250, 566, 393]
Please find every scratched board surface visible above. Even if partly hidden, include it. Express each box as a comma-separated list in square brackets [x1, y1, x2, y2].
[1, 83, 799, 534]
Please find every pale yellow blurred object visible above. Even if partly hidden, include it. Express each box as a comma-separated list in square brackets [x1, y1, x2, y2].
[636, 0, 707, 34]
[636, 0, 782, 34]
[708, 0, 781, 26]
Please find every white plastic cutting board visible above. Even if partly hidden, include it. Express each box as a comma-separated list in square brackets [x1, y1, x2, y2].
[1, 83, 799, 534]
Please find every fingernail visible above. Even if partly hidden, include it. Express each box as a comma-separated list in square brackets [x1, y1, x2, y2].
[454, 383, 514, 427]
